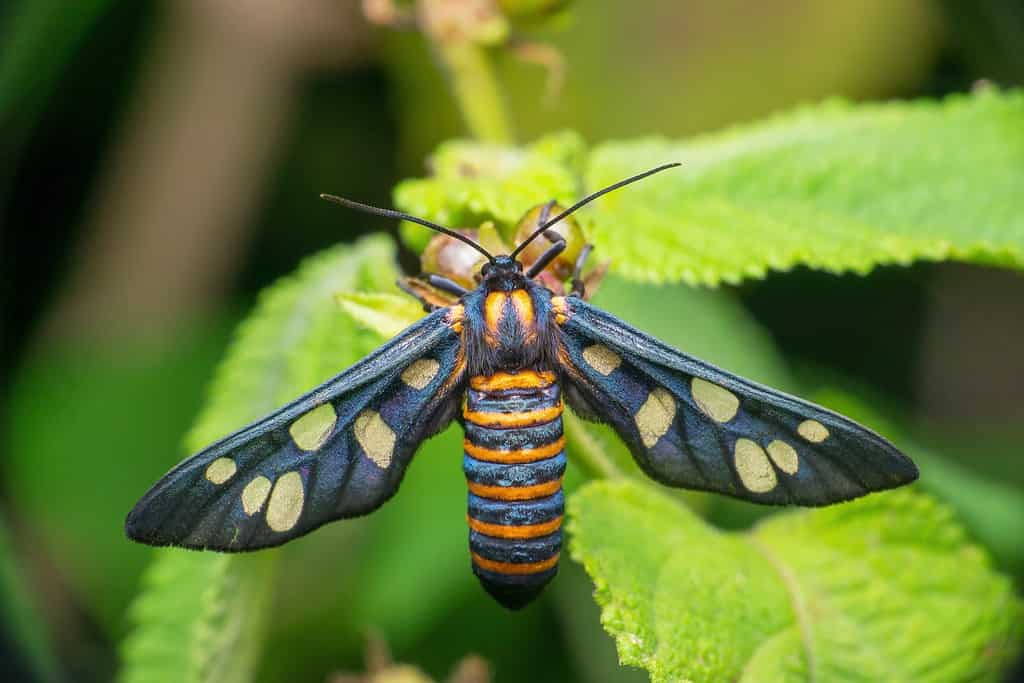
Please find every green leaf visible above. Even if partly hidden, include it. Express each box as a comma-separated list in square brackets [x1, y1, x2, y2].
[336, 291, 426, 339]
[120, 553, 277, 683]
[393, 130, 585, 250]
[569, 480, 1022, 683]
[120, 236, 400, 683]
[585, 89, 1024, 285]
[550, 557, 648, 683]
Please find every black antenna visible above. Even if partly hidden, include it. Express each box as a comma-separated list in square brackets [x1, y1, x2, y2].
[320, 193, 495, 262]
[510, 162, 681, 259]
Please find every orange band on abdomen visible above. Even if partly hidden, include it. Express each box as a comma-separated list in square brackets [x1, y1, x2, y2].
[471, 552, 560, 575]
[467, 515, 563, 539]
[470, 370, 555, 392]
[467, 478, 562, 501]
[463, 403, 563, 429]
[463, 436, 564, 464]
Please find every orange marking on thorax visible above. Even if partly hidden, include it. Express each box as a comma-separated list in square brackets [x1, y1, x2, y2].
[470, 370, 555, 392]
[442, 349, 467, 394]
[463, 402, 563, 429]
[471, 552, 560, 575]
[484, 293, 506, 346]
[551, 296, 570, 324]
[467, 478, 563, 501]
[484, 289, 537, 346]
[446, 305, 465, 333]
[467, 515, 563, 539]
[510, 290, 534, 327]
[463, 436, 565, 464]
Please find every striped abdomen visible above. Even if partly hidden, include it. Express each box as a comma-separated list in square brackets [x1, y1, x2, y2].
[462, 370, 565, 609]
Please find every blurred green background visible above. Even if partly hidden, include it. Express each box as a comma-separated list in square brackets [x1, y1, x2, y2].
[1, 1, 1022, 681]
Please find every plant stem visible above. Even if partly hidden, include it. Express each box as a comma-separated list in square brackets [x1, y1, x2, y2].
[436, 42, 513, 143]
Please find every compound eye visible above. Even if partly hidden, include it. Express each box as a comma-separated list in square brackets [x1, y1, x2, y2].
[515, 261, 524, 271]
[481, 263, 492, 277]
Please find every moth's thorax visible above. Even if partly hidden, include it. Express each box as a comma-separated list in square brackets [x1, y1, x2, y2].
[461, 276, 560, 376]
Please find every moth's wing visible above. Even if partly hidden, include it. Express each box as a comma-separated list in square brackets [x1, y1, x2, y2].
[556, 298, 917, 505]
[126, 307, 466, 550]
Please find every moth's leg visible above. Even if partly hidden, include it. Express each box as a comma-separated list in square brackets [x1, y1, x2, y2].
[536, 199, 556, 225]
[524, 200, 568, 279]
[525, 231, 566, 278]
[424, 274, 469, 297]
[570, 244, 594, 297]
[397, 279, 441, 312]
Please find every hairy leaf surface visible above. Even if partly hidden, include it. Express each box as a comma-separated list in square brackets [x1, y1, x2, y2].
[569, 480, 1022, 683]
[586, 90, 1024, 284]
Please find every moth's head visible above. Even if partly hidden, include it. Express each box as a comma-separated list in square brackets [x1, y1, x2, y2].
[480, 254, 525, 288]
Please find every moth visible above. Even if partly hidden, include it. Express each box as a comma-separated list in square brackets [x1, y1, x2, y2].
[126, 164, 918, 609]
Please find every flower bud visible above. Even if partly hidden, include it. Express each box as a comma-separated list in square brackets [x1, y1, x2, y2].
[420, 231, 488, 289]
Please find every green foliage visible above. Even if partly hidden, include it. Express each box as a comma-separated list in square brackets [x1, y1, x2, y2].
[587, 90, 1024, 284]
[120, 237, 400, 682]
[393, 130, 585, 250]
[549, 558, 648, 683]
[569, 480, 1023, 683]
[396, 90, 1024, 285]
[4, 1, 1016, 678]
[336, 292, 426, 339]
[121, 553, 276, 683]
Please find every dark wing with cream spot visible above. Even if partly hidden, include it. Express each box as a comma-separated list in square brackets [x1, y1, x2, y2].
[556, 298, 917, 505]
[126, 308, 465, 551]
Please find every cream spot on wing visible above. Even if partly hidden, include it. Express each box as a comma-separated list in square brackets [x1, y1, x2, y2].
[289, 404, 337, 452]
[204, 457, 236, 485]
[798, 419, 829, 443]
[354, 409, 396, 469]
[634, 388, 676, 448]
[734, 439, 777, 493]
[401, 358, 440, 389]
[767, 440, 799, 475]
[690, 378, 739, 423]
[266, 471, 304, 532]
[582, 344, 621, 376]
[241, 476, 272, 516]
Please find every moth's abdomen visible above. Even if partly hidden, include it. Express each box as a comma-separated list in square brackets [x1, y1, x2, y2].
[462, 371, 565, 609]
